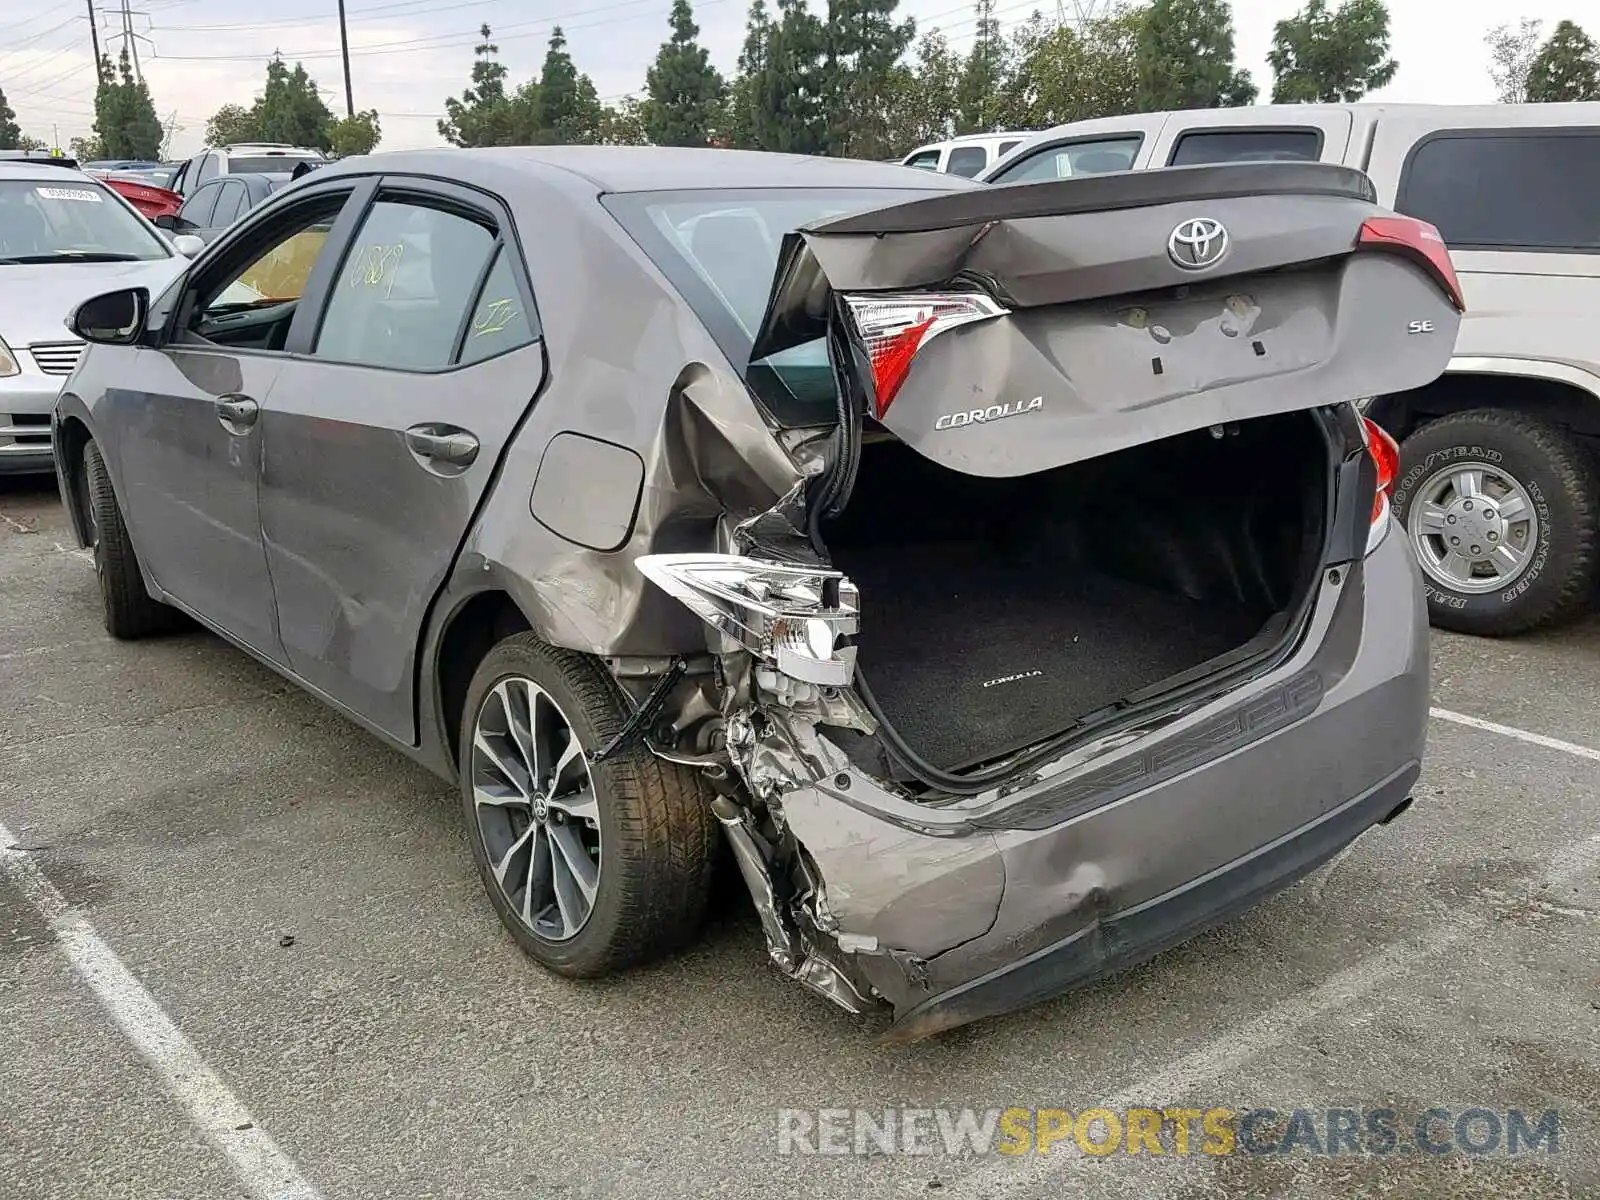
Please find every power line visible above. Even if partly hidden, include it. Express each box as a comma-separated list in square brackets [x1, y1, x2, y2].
[147, 0, 732, 62]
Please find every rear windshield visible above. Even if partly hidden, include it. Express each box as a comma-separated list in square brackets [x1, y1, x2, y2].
[229, 155, 322, 174]
[603, 186, 948, 425]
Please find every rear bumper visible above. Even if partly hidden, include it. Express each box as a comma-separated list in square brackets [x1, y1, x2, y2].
[882, 761, 1417, 1043]
[766, 524, 1429, 1036]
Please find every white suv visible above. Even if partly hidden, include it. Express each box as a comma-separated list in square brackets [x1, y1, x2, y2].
[899, 132, 1037, 178]
[167, 143, 327, 199]
[988, 102, 1600, 636]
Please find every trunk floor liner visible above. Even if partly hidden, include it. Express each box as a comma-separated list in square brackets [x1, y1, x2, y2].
[841, 544, 1267, 772]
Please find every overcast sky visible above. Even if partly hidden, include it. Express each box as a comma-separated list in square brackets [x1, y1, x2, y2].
[1, 0, 1587, 156]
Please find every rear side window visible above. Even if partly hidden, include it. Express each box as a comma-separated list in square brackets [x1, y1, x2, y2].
[998, 140, 1021, 156]
[315, 199, 497, 371]
[947, 146, 988, 177]
[1169, 128, 1322, 166]
[1398, 130, 1600, 251]
[457, 247, 537, 366]
[990, 136, 1142, 183]
[903, 150, 941, 170]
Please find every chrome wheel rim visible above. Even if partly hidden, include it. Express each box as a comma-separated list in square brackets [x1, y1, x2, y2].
[470, 678, 601, 942]
[1407, 462, 1539, 595]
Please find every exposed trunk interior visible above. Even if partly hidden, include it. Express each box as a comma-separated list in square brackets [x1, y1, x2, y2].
[824, 412, 1331, 774]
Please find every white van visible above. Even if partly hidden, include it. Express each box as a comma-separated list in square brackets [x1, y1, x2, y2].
[899, 132, 1037, 178]
[986, 102, 1600, 637]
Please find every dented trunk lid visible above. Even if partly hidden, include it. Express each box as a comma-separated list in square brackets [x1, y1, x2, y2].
[750, 161, 1462, 477]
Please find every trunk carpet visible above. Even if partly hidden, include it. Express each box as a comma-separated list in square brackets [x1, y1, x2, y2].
[841, 543, 1267, 772]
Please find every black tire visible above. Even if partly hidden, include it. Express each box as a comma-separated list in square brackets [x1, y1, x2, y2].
[1393, 409, 1599, 636]
[82, 441, 184, 639]
[458, 633, 719, 977]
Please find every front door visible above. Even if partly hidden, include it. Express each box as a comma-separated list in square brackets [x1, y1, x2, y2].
[258, 181, 546, 740]
[112, 180, 369, 659]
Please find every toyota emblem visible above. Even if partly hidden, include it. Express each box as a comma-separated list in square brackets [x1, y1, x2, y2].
[1168, 217, 1229, 270]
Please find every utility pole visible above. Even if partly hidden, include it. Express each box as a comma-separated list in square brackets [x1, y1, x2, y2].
[336, 0, 354, 118]
[120, 0, 142, 82]
[86, 0, 103, 79]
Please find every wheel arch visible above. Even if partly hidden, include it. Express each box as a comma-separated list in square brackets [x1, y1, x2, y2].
[1368, 360, 1600, 443]
[430, 588, 534, 771]
[53, 411, 96, 548]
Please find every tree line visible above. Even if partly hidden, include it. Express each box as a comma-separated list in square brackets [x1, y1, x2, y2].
[431, 0, 1597, 157]
[1, 0, 1596, 161]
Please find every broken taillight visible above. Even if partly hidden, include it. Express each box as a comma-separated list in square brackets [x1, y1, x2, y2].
[1357, 216, 1465, 312]
[842, 292, 1009, 418]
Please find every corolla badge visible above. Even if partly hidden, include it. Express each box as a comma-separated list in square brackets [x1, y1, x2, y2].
[1168, 217, 1229, 270]
[934, 396, 1043, 431]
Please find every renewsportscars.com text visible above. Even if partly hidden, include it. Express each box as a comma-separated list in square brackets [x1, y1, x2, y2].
[776, 1106, 1561, 1158]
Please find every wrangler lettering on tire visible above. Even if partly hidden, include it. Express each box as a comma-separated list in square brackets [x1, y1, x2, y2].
[1394, 409, 1598, 636]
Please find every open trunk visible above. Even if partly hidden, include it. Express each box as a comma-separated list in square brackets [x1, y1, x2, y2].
[825, 412, 1329, 773]
[636, 161, 1463, 787]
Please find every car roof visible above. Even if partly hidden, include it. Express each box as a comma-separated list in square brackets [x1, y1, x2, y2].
[314, 146, 979, 195]
[0, 160, 93, 183]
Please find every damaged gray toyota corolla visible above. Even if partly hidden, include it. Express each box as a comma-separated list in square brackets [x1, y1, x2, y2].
[53, 148, 1460, 1041]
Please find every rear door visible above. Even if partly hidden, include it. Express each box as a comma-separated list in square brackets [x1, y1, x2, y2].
[256, 177, 546, 741]
[1149, 108, 1353, 168]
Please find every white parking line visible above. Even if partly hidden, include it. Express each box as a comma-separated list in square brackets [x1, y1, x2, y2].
[0, 822, 323, 1200]
[941, 832, 1600, 1199]
[1431, 706, 1600, 762]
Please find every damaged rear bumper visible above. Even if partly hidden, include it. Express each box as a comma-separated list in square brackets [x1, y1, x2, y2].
[881, 760, 1417, 1043]
[730, 523, 1429, 1039]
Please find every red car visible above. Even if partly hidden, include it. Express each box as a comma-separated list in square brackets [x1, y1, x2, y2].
[92, 172, 183, 222]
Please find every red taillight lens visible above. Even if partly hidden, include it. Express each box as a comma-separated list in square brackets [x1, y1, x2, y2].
[1363, 416, 1401, 523]
[843, 292, 1009, 418]
[1358, 215, 1465, 312]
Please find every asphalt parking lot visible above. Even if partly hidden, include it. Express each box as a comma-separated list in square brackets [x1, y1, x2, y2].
[2, 473, 1597, 1200]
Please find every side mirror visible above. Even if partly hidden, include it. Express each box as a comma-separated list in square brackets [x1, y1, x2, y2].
[69, 287, 149, 346]
[153, 212, 179, 231]
[171, 233, 206, 258]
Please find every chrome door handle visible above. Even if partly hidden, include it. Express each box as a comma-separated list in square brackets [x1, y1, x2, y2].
[216, 395, 258, 430]
[404, 425, 479, 467]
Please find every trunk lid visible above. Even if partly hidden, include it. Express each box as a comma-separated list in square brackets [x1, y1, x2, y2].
[750, 161, 1462, 477]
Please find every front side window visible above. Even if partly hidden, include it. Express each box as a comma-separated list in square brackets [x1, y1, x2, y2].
[989, 136, 1142, 183]
[947, 146, 989, 177]
[0, 177, 170, 262]
[178, 182, 221, 229]
[314, 198, 498, 370]
[215, 180, 249, 227]
[196, 153, 221, 185]
[1398, 130, 1600, 251]
[192, 194, 346, 329]
[1169, 128, 1322, 166]
[903, 150, 942, 170]
[603, 186, 949, 425]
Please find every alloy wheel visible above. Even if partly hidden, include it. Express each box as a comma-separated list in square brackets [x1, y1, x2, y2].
[1407, 462, 1540, 595]
[469, 677, 602, 942]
